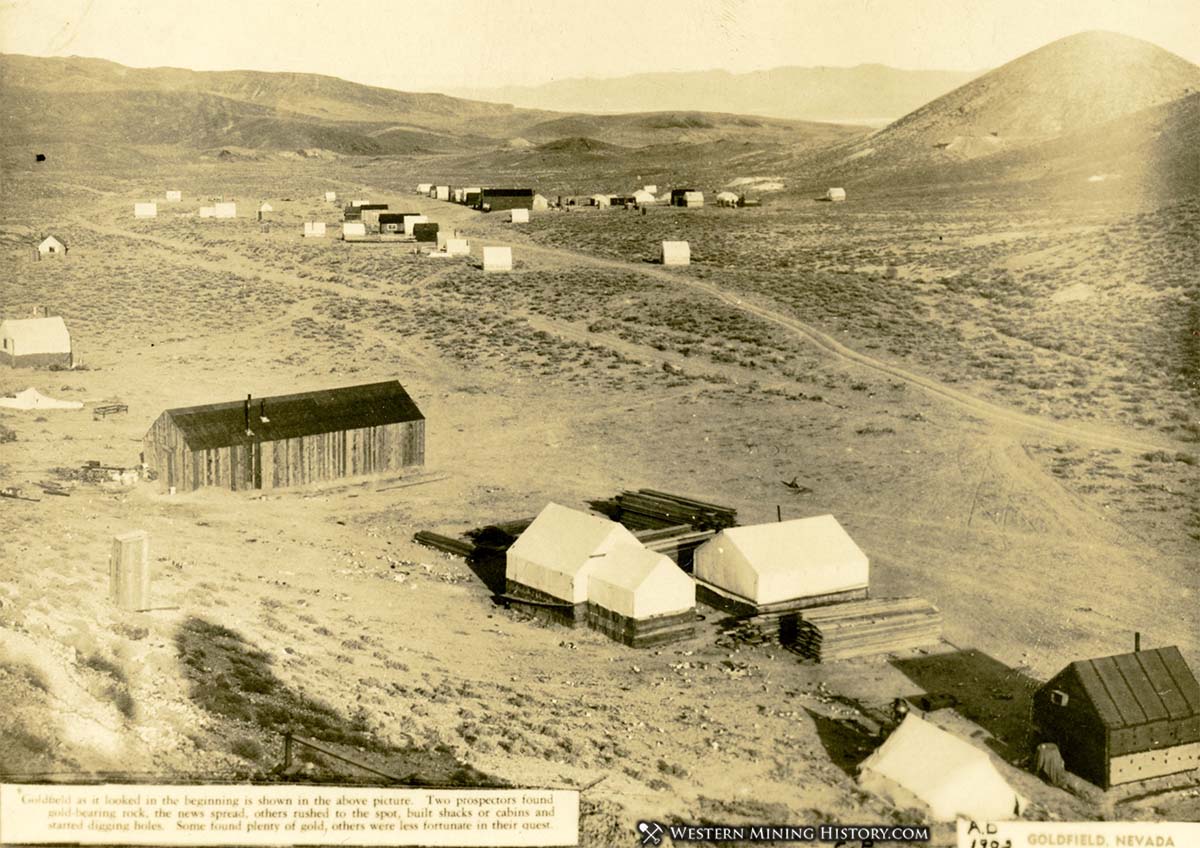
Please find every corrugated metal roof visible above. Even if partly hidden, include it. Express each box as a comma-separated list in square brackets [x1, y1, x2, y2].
[1070, 646, 1200, 729]
[161, 381, 423, 451]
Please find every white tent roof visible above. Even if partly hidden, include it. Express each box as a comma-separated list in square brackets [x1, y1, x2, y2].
[859, 714, 1027, 822]
[694, 514, 868, 605]
[0, 387, 82, 410]
[259, 202, 274, 212]
[716, 191, 740, 201]
[1, 316, 71, 355]
[588, 545, 694, 619]
[632, 190, 656, 202]
[506, 503, 641, 604]
[38, 235, 66, 251]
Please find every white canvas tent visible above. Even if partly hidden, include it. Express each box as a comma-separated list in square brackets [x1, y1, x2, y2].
[37, 236, 67, 255]
[589, 546, 694, 621]
[506, 503, 641, 608]
[590, 194, 612, 208]
[134, 202, 157, 218]
[444, 238, 470, 257]
[827, 187, 847, 202]
[0, 387, 83, 410]
[632, 189, 656, 205]
[259, 202, 274, 213]
[325, 191, 338, 203]
[434, 185, 450, 201]
[199, 207, 215, 218]
[532, 194, 549, 211]
[643, 184, 658, 194]
[416, 183, 432, 194]
[303, 222, 326, 238]
[693, 514, 868, 607]
[509, 208, 530, 224]
[214, 202, 236, 218]
[859, 714, 1027, 822]
[166, 190, 182, 202]
[716, 191, 740, 207]
[682, 191, 704, 207]
[342, 222, 367, 239]
[482, 246, 512, 272]
[660, 241, 690, 266]
[0, 317, 73, 369]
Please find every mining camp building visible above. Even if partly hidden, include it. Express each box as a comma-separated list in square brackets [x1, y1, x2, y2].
[478, 188, 538, 212]
[37, 235, 67, 256]
[143, 380, 425, 492]
[0, 315, 73, 369]
[1033, 645, 1200, 788]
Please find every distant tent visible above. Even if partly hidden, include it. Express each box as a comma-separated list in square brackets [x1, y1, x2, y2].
[827, 187, 847, 202]
[342, 222, 367, 240]
[590, 194, 611, 208]
[716, 191, 741, 207]
[505, 503, 641, 623]
[659, 241, 690, 266]
[693, 514, 868, 613]
[859, 714, 1027, 822]
[0, 316, 73, 369]
[532, 194, 549, 211]
[416, 183, 432, 194]
[165, 190, 182, 202]
[37, 235, 67, 256]
[509, 209, 530, 224]
[0, 387, 83, 410]
[452, 188, 465, 203]
[134, 202, 157, 218]
[214, 202, 236, 219]
[434, 185, 451, 201]
[324, 191, 338, 203]
[587, 546, 696, 647]
[671, 189, 703, 207]
[632, 189, 656, 205]
[482, 246, 512, 272]
[303, 222, 326, 238]
[444, 238, 470, 256]
[199, 207, 215, 218]
[351, 199, 369, 207]
[257, 202, 274, 221]
[643, 184, 658, 194]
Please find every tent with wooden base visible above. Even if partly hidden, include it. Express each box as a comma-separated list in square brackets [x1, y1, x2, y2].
[587, 546, 695, 647]
[859, 713, 1027, 822]
[505, 503, 640, 626]
[693, 514, 868, 615]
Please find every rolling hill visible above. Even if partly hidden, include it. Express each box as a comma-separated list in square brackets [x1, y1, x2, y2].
[449, 65, 981, 124]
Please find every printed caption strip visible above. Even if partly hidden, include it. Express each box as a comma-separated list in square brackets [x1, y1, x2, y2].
[958, 819, 1198, 847]
[0, 784, 579, 846]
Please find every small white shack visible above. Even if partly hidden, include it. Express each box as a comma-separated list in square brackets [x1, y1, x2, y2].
[403, 215, 429, 237]
[342, 222, 367, 240]
[590, 194, 612, 208]
[444, 238, 470, 257]
[716, 191, 741, 207]
[434, 185, 451, 201]
[632, 189, 656, 206]
[303, 222, 327, 238]
[509, 208, 530, 224]
[214, 202, 236, 219]
[198, 207, 215, 218]
[482, 246, 513, 272]
[166, 190, 182, 202]
[0, 316, 72, 369]
[660, 241, 690, 266]
[324, 191, 338, 203]
[587, 546, 696, 647]
[505, 503, 641, 625]
[827, 187, 847, 202]
[134, 202, 157, 218]
[37, 235, 67, 256]
[416, 183, 432, 195]
[693, 514, 869, 615]
[859, 714, 1026, 822]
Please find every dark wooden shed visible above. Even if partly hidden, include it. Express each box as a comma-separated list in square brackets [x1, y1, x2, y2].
[1032, 646, 1200, 788]
[479, 188, 534, 212]
[412, 222, 439, 242]
[143, 381, 424, 492]
[379, 212, 421, 234]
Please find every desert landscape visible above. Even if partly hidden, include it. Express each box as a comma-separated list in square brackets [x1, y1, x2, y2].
[1, 14, 1198, 848]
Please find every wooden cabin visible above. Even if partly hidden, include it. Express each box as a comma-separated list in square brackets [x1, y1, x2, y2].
[143, 381, 424, 492]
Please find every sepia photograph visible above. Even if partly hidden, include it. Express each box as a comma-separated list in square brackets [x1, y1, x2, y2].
[0, 1, 1198, 846]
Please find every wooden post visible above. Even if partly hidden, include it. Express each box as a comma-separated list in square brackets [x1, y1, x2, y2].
[1134, 632, 1141, 652]
[776, 505, 782, 522]
[283, 731, 293, 770]
[110, 530, 150, 611]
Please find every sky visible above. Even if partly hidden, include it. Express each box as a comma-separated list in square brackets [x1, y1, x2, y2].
[1, 0, 1198, 92]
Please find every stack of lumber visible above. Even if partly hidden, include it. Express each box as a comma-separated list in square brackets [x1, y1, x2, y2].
[792, 598, 942, 662]
[634, 524, 715, 570]
[616, 489, 737, 531]
[413, 531, 476, 559]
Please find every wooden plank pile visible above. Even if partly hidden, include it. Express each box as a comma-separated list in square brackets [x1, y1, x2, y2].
[413, 531, 476, 559]
[633, 524, 715, 570]
[615, 489, 737, 531]
[791, 598, 942, 662]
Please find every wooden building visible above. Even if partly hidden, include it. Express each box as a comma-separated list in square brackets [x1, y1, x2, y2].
[478, 188, 535, 212]
[670, 189, 704, 207]
[143, 381, 424, 492]
[1033, 646, 1200, 789]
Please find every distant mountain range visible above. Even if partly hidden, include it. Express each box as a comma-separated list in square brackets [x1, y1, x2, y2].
[447, 65, 982, 124]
